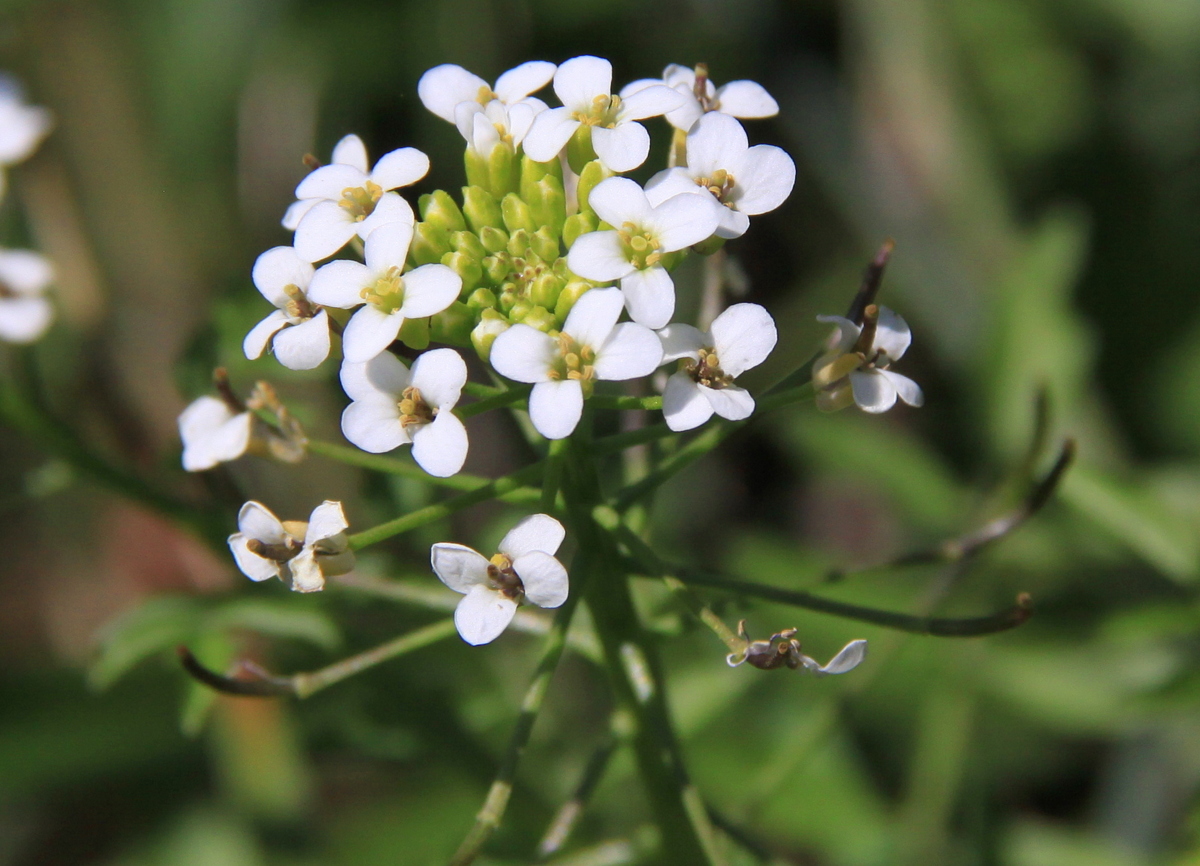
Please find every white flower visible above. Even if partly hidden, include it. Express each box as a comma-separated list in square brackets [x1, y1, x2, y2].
[229, 500, 354, 592]
[658, 303, 777, 431]
[812, 304, 923, 413]
[645, 113, 795, 239]
[522, 55, 684, 172]
[489, 286, 663, 439]
[0, 249, 53, 343]
[418, 60, 556, 122]
[244, 246, 331, 370]
[567, 177, 719, 329]
[454, 99, 542, 158]
[178, 396, 253, 471]
[288, 133, 429, 263]
[431, 513, 568, 645]
[340, 348, 469, 478]
[307, 221, 461, 363]
[625, 63, 779, 132]
[0, 76, 52, 200]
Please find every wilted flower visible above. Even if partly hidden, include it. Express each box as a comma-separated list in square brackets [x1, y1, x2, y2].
[244, 246, 330, 370]
[0, 249, 54, 344]
[228, 500, 354, 593]
[726, 621, 867, 675]
[813, 304, 923, 413]
[431, 513, 568, 645]
[178, 377, 306, 471]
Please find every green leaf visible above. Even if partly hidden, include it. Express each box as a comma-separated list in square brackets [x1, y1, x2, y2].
[203, 598, 341, 650]
[88, 596, 203, 690]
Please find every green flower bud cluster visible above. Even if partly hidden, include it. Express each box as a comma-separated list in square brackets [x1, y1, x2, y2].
[410, 152, 612, 361]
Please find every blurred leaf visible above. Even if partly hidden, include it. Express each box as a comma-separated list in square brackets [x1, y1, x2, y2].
[203, 598, 342, 650]
[1003, 818, 1149, 866]
[89, 596, 203, 690]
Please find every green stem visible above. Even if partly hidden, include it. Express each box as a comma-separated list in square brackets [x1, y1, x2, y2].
[457, 384, 531, 419]
[540, 438, 568, 513]
[589, 394, 663, 411]
[462, 381, 506, 399]
[347, 463, 543, 550]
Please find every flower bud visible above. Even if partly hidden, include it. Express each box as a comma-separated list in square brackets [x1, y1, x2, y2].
[519, 153, 563, 199]
[483, 253, 511, 285]
[419, 189, 467, 234]
[563, 212, 598, 249]
[410, 222, 451, 266]
[441, 251, 483, 292]
[528, 176, 566, 241]
[487, 141, 518, 199]
[529, 271, 562, 310]
[658, 250, 685, 272]
[501, 193, 536, 236]
[462, 185, 503, 234]
[691, 235, 725, 257]
[479, 225, 509, 254]
[429, 301, 474, 346]
[520, 305, 556, 332]
[530, 226, 560, 262]
[471, 309, 510, 361]
[508, 299, 533, 322]
[554, 280, 592, 324]
[566, 125, 597, 175]
[398, 314, 430, 350]
[506, 228, 530, 259]
[450, 230, 488, 261]
[466, 287, 498, 313]
[464, 147, 490, 191]
[498, 288, 519, 314]
[576, 160, 610, 216]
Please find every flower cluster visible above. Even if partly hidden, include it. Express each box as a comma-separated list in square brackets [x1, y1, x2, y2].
[0, 76, 54, 345]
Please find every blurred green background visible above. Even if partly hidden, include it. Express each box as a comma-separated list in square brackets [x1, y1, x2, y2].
[3, 0, 1200, 863]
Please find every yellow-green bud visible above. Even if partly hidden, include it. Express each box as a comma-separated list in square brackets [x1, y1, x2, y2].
[498, 288, 519, 313]
[501, 193, 536, 235]
[531, 226, 560, 262]
[441, 251, 483, 292]
[450, 230, 487, 261]
[398, 315, 430, 350]
[529, 176, 566, 240]
[410, 222, 451, 266]
[659, 250, 685, 272]
[464, 147, 490, 191]
[487, 141, 518, 199]
[529, 272, 562, 309]
[430, 301, 474, 346]
[520, 153, 563, 196]
[566, 125, 598, 175]
[554, 280, 593, 324]
[521, 305, 556, 332]
[462, 185, 503, 234]
[563, 212, 598, 249]
[508, 299, 533, 322]
[483, 253, 511, 285]
[507, 228, 530, 259]
[466, 287, 499, 313]
[479, 226, 509, 254]
[419, 189, 466, 233]
[691, 235, 725, 257]
[552, 256, 571, 280]
[471, 310, 510, 362]
[576, 160, 610, 217]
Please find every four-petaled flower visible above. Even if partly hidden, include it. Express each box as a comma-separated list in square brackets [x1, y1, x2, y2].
[289, 134, 429, 263]
[229, 500, 354, 593]
[523, 55, 683, 172]
[813, 304, 924, 413]
[489, 287, 663, 439]
[0, 76, 52, 201]
[625, 63, 779, 133]
[726, 621, 867, 676]
[455, 99, 542, 159]
[0, 249, 54, 344]
[340, 348, 469, 478]
[307, 221, 461, 363]
[431, 513, 568, 646]
[418, 61, 556, 123]
[658, 303, 777, 431]
[244, 246, 330, 370]
[568, 177, 719, 328]
[646, 113, 795, 239]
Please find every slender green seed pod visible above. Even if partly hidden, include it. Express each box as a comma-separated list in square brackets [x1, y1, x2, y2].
[462, 185, 503, 234]
[420, 189, 467, 233]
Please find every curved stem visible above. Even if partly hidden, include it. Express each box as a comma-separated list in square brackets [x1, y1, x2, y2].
[457, 384, 530, 419]
[589, 394, 663, 411]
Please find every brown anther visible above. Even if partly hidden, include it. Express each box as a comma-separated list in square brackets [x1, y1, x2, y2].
[487, 553, 525, 600]
[302, 153, 323, 171]
[693, 63, 714, 111]
[246, 535, 303, 562]
[398, 386, 436, 428]
[687, 347, 733, 389]
[283, 284, 316, 320]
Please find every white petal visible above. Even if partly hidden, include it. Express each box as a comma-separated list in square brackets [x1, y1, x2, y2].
[528, 380, 583, 440]
[850, 370, 898, 414]
[306, 259, 371, 308]
[873, 306, 913, 361]
[182, 411, 252, 471]
[411, 411, 468, 477]
[431, 543, 491, 594]
[305, 500, 349, 544]
[732, 145, 795, 216]
[815, 639, 868, 676]
[506, 101, 538, 145]
[495, 60, 556, 104]
[595, 322, 663, 380]
[664, 98, 704, 133]
[237, 501, 288, 543]
[710, 303, 777, 377]
[513, 551, 568, 608]
[587, 176, 652, 227]
[553, 55, 611, 110]
[521, 108, 579, 163]
[242, 306, 290, 364]
[703, 385, 755, 421]
[619, 267, 675, 330]
[179, 396, 234, 444]
[419, 64, 489, 122]
[644, 168, 703, 207]
[567, 230, 632, 282]
[369, 147, 430, 191]
[617, 84, 684, 120]
[470, 110, 501, 155]
[340, 351, 411, 401]
[816, 314, 859, 353]
[398, 264, 461, 319]
[685, 113, 748, 177]
[455, 101, 483, 143]
[294, 201, 357, 262]
[271, 311, 331, 370]
[331, 134, 369, 172]
[342, 306, 405, 363]
[410, 348, 467, 410]
[340, 397, 408, 453]
[455, 584, 518, 645]
[489, 325, 556, 383]
[650, 193, 720, 252]
[657, 323, 706, 363]
[619, 77, 668, 99]
[357, 192, 415, 239]
[295, 163, 367, 201]
[287, 549, 325, 592]
[282, 198, 316, 231]
[562, 285, 624, 348]
[363, 220, 414, 272]
[715, 80, 779, 118]
[229, 534, 284, 583]
[0, 250, 54, 293]
[499, 513, 566, 558]
[881, 370, 924, 408]
[252, 246, 313, 306]
[591, 122, 650, 173]
[662, 372, 714, 432]
[714, 208, 751, 240]
[0, 297, 53, 343]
